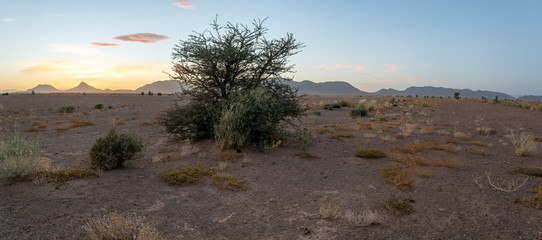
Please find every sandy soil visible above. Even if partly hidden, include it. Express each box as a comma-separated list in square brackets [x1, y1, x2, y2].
[1, 94, 542, 239]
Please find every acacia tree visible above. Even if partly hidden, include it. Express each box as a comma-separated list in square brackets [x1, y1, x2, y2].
[159, 18, 305, 145]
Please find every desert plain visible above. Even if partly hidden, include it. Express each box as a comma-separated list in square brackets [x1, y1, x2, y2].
[1, 94, 542, 239]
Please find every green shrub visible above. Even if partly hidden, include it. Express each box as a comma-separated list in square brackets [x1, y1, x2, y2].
[538, 104, 542, 112]
[0, 132, 40, 181]
[323, 103, 334, 110]
[158, 102, 221, 140]
[333, 103, 341, 109]
[311, 111, 322, 117]
[214, 87, 303, 149]
[350, 107, 367, 117]
[108, 106, 113, 109]
[94, 104, 103, 110]
[89, 127, 143, 170]
[59, 105, 75, 113]
[157, 92, 162, 96]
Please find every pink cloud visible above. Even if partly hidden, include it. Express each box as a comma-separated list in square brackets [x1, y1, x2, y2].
[349, 73, 371, 77]
[315, 64, 366, 71]
[172, 0, 194, 9]
[2, 18, 14, 22]
[90, 42, 119, 47]
[383, 64, 406, 73]
[113, 33, 170, 44]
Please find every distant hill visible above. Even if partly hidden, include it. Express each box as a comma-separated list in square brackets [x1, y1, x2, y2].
[27, 84, 60, 93]
[65, 82, 102, 93]
[285, 80, 366, 96]
[135, 80, 183, 94]
[370, 86, 515, 99]
[518, 95, 542, 102]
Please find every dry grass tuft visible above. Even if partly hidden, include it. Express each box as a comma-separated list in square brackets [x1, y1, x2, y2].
[355, 148, 387, 158]
[522, 186, 542, 209]
[319, 203, 341, 220]
[468, 140, 487, 146]
[381, 197, 415, 215]
[391, 154, 464, 169]
[83, 211, 166, 240]
[140, 121, 154, 126]
[158, 165, 204, 186]
[216, 152, 241, 162]
[32, 167, 100, 185]
[391, 140, 456, 154]
[55, 116, 96, 131]
[380, 164, 413, 190]
[467, 148, 489, 156]
[506, 129, 537, 156]
[295, 151, 319, 159]
[328, 132, 355, 139]
[398, 123, 416, 137]
[211, 174, 248, 191]
[510, 167, 542, 178]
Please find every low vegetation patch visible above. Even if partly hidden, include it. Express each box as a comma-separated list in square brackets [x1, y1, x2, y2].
[319, 203, 341, 220]
[211, 174, 248, 191]
[522, 186, 542, 209]
[216, 152, 241, 162]
[158, 165, 204, 186]
[380, 164, 413, 190]
[413, 167, 434, 178]
[329, 132, 354, 139]
[391, 140, 457, 154]
[94, 104, 103, 110]
[89, 127, 144, 171]
[467, 148, 489, 156]
[473, 171, 528, 192]
[33, 167, 100, 185]
[391, 154, 464, 169]
[349, 107, 367, 117]
[510, 167, 542, 178]
[506, 130, 537, 156]
[468, 140, 487, 146]
[59, 105, 75, 113]
[55, 116, 96, 131]
[382, 197, 415, 215]
[295, 151, 319, 159]
[83, 211, 166, 240]
[355, 148, 387, 158]
[0, 131, 41, 181]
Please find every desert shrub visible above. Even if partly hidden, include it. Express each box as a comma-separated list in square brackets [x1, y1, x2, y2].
[538, 104, 542, 112]
[89, 127, 143, 170]
[349, 107, 367, 117]
[94, 104, 103, 110]
[506, 130, 537, 156]
[158, 165, 204, 186]
[212, 174, 248, 191]
[338, 99, 352, 107]
[0, 132, 40, 181]
[319, 203, 341, 220]
[59, 105, 75, 113]
[108, 106, 113, 109]
[382, 197, 415, 215]
[380, 164, 413, 190]
[332, 103, 341, 109]
[159, 18, 304, 148]
[83, 211, 166, 240]
[157, 92, 162, 96]
[311, 110, 321, 117]
[157, 102, 221, 140]
[323, 103, 334, 110]
[214, 87, 303, 149]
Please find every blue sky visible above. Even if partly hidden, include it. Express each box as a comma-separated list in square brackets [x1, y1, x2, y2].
[1, 0, 541, 95]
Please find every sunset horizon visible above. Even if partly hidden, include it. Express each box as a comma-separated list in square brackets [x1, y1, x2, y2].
[1, 1, 541, 96]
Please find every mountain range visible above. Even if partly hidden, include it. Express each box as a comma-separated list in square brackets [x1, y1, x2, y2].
[2, 80, 540, 101]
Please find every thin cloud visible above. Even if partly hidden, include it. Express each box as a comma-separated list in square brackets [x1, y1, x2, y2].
[383, 64, 406, 73]
[315, 64, 366, 71]
[172, 0, 194, 9]
[2, 18, 14, 22]
[90, 43, 120, 47]
[48, 44, 103, 55]
[113, 33, 170, 44]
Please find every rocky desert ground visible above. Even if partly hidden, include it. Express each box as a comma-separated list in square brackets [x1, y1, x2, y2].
[1, 94, 542, 239]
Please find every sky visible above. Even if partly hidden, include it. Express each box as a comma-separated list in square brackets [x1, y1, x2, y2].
[1, 0, 541, 96]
